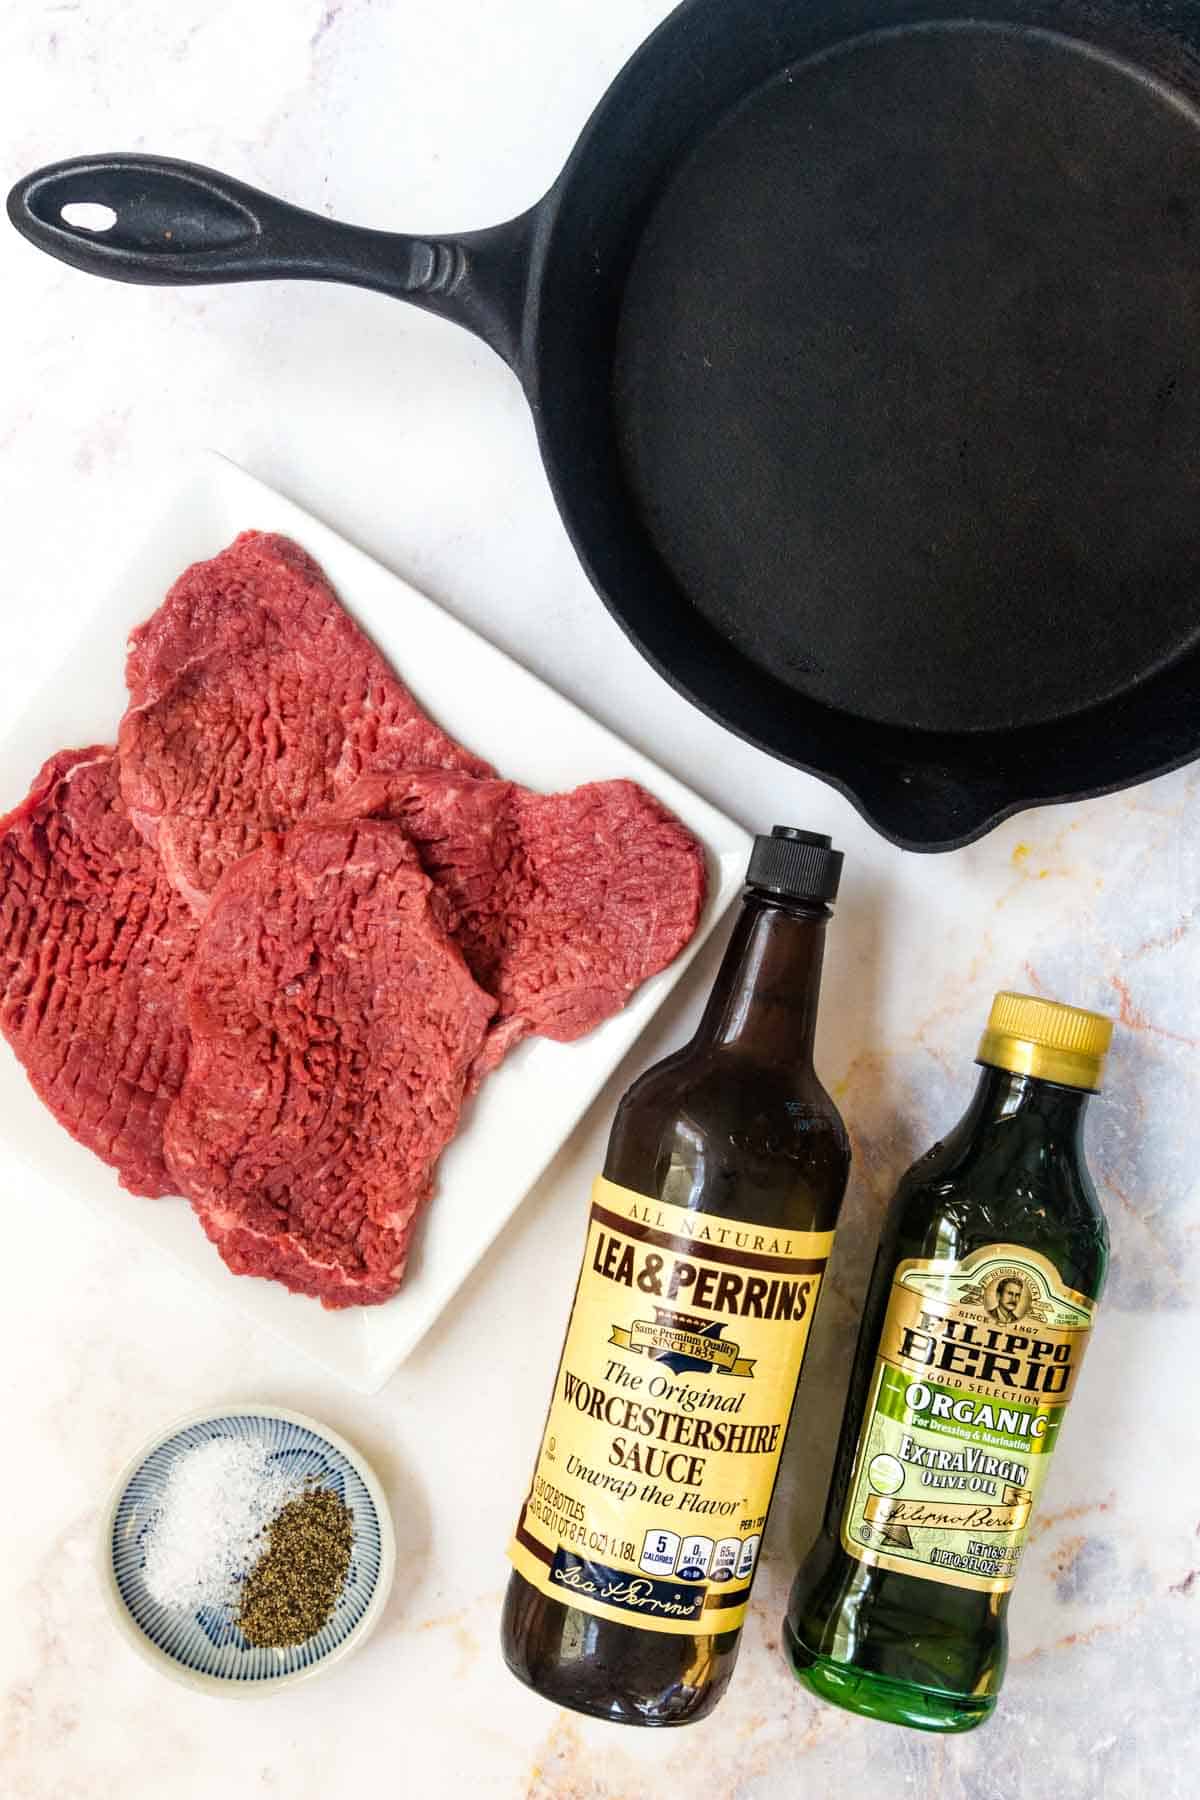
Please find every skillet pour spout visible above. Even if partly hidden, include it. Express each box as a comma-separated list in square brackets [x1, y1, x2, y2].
[13, 0, 1200, 852]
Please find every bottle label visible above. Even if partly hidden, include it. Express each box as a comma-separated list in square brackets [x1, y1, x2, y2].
[840, 1245, 1096, 1592]
[507, 1175, 835, 1636]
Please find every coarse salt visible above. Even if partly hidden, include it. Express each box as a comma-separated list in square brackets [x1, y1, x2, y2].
[141, 1436, 304, 1612]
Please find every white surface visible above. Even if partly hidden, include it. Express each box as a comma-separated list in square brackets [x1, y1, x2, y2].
[0, 3, 1197, 1797]
[0, 451, 750, 1391]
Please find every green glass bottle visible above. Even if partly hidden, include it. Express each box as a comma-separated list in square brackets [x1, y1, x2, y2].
[783, 991, 1113, 1732]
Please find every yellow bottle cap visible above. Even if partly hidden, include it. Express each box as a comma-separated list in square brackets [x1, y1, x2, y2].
[977, 991, 1114, 1091]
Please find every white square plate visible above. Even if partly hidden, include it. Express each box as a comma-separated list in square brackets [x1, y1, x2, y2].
[0, 453, 752, 1391]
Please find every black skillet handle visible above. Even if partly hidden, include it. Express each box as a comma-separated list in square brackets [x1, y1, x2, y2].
[7, 154, 537, 370]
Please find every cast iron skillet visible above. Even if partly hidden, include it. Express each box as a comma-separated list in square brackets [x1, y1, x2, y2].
[12, 0, 1200, 850]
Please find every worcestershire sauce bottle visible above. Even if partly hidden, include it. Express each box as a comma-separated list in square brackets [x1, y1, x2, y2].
[503, 828, 851, 1726]
[784, 992, 1113, 1732]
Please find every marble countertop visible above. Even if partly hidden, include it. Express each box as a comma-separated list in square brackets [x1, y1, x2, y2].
[1, 3, 1196, 1796]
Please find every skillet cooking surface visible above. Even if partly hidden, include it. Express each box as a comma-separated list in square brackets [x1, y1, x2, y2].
[614, 22, 1200, 734]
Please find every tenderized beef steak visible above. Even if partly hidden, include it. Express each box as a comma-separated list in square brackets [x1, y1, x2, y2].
[328, 771, 708, 1075]
[0, 749, 195, 1197]
[119, 531, 492, 913]
[165, 819, 497, 1307]
[119, 529, 708, 1076]
[2, 532, 709, 1310]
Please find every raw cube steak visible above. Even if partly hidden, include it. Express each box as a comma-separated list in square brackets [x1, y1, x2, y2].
[0, 749, 194, 1196]
[165, 820, 497, 1307]
[119, 530, 492, 913]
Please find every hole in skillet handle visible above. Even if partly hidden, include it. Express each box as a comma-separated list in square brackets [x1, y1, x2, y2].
[60, 202, 116, 233]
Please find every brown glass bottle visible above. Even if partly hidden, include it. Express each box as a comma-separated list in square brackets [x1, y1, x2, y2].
[502, 828, 851, 1726]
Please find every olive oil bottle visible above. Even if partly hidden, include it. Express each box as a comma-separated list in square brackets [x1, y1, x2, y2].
[784, 992, 1113, 1732]
[502, 828, 851, 1725]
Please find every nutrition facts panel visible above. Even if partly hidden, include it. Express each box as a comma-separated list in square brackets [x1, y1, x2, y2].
[639, 1528, 760, 1583]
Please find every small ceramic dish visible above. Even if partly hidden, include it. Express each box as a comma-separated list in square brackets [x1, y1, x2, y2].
[100, 1404, 395, 1694]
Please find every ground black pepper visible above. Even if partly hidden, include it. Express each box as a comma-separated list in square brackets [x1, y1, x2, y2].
[237, 1485, 354, 1648]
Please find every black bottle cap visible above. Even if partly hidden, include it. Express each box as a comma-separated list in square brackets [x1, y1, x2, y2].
[746, 826, 843, 904]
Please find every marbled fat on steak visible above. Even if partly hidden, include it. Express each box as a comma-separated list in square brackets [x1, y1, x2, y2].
[165, 819, 497, 1307]
[329, 770, 708, 1074]
[0, 749, 195, 1196]
[118, 530, 492, 914]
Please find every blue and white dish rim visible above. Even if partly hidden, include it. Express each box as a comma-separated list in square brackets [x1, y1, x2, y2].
[100, 1403, 396, 1695]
